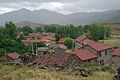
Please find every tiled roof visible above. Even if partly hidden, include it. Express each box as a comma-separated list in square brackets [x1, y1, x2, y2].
[72, 49, 98, 60]
[80, 38, 95, 45]
[21, 39, 49, 43]
[59, 38, 65, 43]
[112, 47, 120, 56]
[75, 35, 87, 42]
[6, 53, 20, 60]
[35, 53, 71, 67]
[42, 36, 56, 40]
[50, 44, 67, 50]
[87, 42, 113, 51]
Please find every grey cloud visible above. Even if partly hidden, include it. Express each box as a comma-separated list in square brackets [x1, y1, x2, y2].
[0, 0, 120, 14]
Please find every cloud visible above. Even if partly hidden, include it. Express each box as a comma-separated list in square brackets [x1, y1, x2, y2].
[0, 0, 120, 14]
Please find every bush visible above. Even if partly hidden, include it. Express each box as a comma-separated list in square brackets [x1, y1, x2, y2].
[101, 66, 112, 71]
[100, 66, 115, 74]
[0, 57, 6, 62]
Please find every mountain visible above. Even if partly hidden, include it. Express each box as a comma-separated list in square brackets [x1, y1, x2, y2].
[0, 8, 120, 26]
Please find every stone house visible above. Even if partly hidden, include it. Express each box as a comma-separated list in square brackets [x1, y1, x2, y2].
[79, 42, 113, 66]
[112, 47, 120, 68]
[64, 49, 98, 69]
[74, 36, 94, 50]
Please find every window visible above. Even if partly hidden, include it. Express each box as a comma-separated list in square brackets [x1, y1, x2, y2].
[99, 53, 101, 57]
[88, 59, 91, 63]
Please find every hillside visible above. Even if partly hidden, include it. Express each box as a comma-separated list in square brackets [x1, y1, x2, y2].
[0, 64, 115, 80]
[0, 8, 120, 26]
[16, 21, 45, 28]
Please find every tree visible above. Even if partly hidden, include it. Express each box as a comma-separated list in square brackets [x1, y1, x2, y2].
[0, 28, 7, 41]
[22, 26, 33, 35]
[84, 25, 90, 33]
[88, 24, 105, 41]
[0, 48, 5, 56]
[17, 34, 26, 42]
[77, 25, 84, 35]
[5, 22, 17, 40]
[37, 42, 46, 47]
[64, 38, 73, 49]
[44, 25, 56, 33]
[105, 27, 111, 39]
[35, 27, 43, 33]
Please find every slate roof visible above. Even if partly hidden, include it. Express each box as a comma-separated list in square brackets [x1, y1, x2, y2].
[6, 53, 20, 60]
[80, 38, 95, 45]
[35, 53, 71, 67]
[87, 42, 113, 51]
[74, 35, 87, 42]
[112, 47, 120, 56]
[72, 49, 98, 60]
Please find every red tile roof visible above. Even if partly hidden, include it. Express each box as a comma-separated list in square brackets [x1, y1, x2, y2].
[42, 36, 56, 40]
[6, 53, 20, 60]
[87, 42, 113, 51]
[50, 44, 67, 50]
[21, 39, 49, 43]
[75, 35, 87, 42]
[72, 49, 98, 60]
[112, 47, 120, 56]
[35, 53, 71, 67]
[59, 38, 65, 43]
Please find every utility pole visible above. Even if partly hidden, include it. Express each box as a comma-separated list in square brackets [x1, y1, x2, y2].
[36, 37, 37, 55]
[32, 42, 34, 54]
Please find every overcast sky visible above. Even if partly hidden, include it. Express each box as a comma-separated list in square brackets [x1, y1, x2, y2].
[0, 0, 120, 15]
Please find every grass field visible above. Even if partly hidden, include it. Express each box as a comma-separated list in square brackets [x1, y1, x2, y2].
[99, 38, 120, 46]
[0, 64, 116, 80]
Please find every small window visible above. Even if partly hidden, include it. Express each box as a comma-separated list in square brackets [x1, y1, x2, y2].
[88, 59, 91, 63]
[99, 53, 101, 57]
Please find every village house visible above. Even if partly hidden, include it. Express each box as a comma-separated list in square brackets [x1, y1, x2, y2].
[64, 49, 98, 69]
[79, 42, 113, 66]
[5, 53, 20, 62]
[112, 47, 120, 68]
[74, 36, 94, 50]
[50, 43, 67, 53]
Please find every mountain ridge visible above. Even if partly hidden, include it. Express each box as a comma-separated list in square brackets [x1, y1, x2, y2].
[0, 8, 120, 26]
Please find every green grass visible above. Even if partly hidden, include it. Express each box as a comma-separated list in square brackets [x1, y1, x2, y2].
[99, 38, 120, 46]
[0, 64, 116, 80]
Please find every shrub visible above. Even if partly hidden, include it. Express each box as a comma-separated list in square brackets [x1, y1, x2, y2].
[0, 57, 6, 62]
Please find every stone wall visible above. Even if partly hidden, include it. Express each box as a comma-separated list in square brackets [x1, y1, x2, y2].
[64, 54, 98, 69]
[75, 42, 82, 50]
[112, 56, 120, 68]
